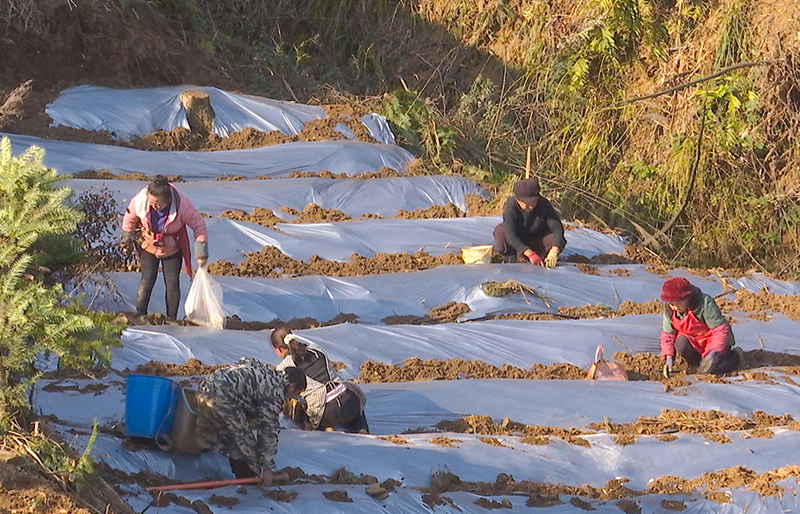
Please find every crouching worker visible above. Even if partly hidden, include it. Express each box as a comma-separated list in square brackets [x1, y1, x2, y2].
[195, 358, 306, 484]
[271, 328, 369, 434]
[493, 177, 566, 268]
[660, 277, 743, 378]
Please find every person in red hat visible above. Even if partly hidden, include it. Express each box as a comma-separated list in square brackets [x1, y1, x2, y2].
[493, 178, 566, 267]
[660, 277, 742, 377]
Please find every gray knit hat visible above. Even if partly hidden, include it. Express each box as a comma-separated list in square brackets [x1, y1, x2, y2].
[513, 178, 540, 204]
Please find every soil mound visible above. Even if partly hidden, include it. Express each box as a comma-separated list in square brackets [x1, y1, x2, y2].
[287, 167, 406, 179]
[73, 169, 184, 182]
[395, 204, 466, 219]
[358, 358, 585, 383]
[133, 358, 225, 377]
[588, 409, 797, 437]
[280, 204, 353, 223]
[225, 313, 359, 331]
[220, 208, 285, 228]
[208, 247, 462, 278]
[382, 302, 471, 325]
[137, 111, 378, 151]
[717, 288, 800, 321]
[0, 462, 93, 514]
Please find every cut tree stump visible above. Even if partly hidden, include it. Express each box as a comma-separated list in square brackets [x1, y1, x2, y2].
[181, 91, 215, 136]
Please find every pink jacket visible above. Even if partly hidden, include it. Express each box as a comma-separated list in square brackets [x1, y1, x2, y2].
[121, 185, 207, 277]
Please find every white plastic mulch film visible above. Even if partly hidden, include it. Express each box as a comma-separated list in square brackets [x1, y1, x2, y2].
[46, 85, 397, 144]
[21, 85, 800, 514]
[3, 132, 413, 178]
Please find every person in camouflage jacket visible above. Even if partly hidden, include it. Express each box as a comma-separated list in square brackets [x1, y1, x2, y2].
[195, 358, 306, 483]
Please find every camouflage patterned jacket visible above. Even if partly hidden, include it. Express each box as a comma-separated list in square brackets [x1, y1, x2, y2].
[196, 358, 287, 473]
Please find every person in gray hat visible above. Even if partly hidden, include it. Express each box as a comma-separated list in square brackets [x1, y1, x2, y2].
[492, 178, 566, 267]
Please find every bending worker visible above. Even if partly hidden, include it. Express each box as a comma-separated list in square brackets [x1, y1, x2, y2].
[493, 177, 566, 267]
[660, 277, 743, 377]
[195, 358, 306, 484]
[121, 175, 208, 319]
[271, 328, 369, 434]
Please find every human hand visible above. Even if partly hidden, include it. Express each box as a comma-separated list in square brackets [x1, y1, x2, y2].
[523, 249, 542, 266]
[196, 257, 207, 268]
[662, 356, 674, 379]
[121, 238, 134, 255]
[544, 246, 560, 268]
[259, 468, 273, 487]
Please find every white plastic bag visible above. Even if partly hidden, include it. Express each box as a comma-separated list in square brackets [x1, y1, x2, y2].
[184, 267, 226, 329]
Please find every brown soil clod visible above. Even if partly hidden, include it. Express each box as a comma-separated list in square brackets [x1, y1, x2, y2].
[616, 499, 641, 514]
[479, 437, 511, 448]
[474, 497, 513, 509]
[262, 489, 298, 502]
[569, 497, 595, 510]
[328, 468, 378, 485]
[377, 435, 410, 445]
[429, 436, 462, 448]
[613, 435, 636, 446]
[191, 499, 213, 514]
[422, 492, 457, 509]
[660, 499, 687, 511]
[395, 203, 466, 219]
[382, 302, 471, 325]
[208, 495, 240, 508]
[322, 490, 353, 503]
[73, 169, 185, 182]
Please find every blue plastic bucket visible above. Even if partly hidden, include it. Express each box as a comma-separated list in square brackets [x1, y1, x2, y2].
[124, 375, 178, 438]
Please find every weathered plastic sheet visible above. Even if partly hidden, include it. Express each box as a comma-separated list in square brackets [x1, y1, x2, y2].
[112, 311, 800, 382]
[89, 264, 800, 324]
[45, 85, 397, 144]
[35, 369, 800, 436]
[2, 133, 413, 178]
[204, 218, 624, 263]
[65, 175, 488, 218]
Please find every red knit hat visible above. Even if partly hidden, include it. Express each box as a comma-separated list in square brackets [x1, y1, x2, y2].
[660, 277, 693, 302]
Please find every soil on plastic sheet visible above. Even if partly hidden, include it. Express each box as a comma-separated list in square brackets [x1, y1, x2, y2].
[716, 288, 800, 321]
[0, 462, 93, 514]
[40, 381, 109, 395]
[72, 169, 184, 182]
[263, 489, 298, 502]
[219, 208, 285, 228]
[208, 246, 462, 278]
[133, 358, 225, 377]
[562, 253, 635, 265]
[587, 408, 797, 437]
[474, 497, 513, 509]
[395, 203, 466, 219]
[526, 494, 562, 507]
[429, 436, 462, 448]
[660, 499, 686, 511]
[423, 493, 457, 509]
[358, 358, 585, 383]
[422, 466, 800, 506]
[115, 312, 196, 327]
[137, 109, 379, 152]
[225, 313, 359, 331]
[382, 302, 471, 325]
[287, 167, 406, 179]
[378, 435, 410, 445]
[322, 490, 353, 502]
[616, 499, 642, 514]
[280, 204, 353, 223]
[150, 491, 193, 508]
[209, 494, 240, 507]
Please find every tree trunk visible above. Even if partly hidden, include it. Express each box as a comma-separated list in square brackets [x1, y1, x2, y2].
[180, 91, 215, 137]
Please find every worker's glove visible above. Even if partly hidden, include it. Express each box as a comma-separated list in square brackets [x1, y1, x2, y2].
[698, 351, 718, 374]
[544, 247, 560, 269]
[523, 249, 543, 266]
[662, 356, 674, 379]
[196, 257, 207, 268]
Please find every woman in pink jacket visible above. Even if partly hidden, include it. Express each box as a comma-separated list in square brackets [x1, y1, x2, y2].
[660, 277, 742, 378]
[121, 176, 208, 319]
